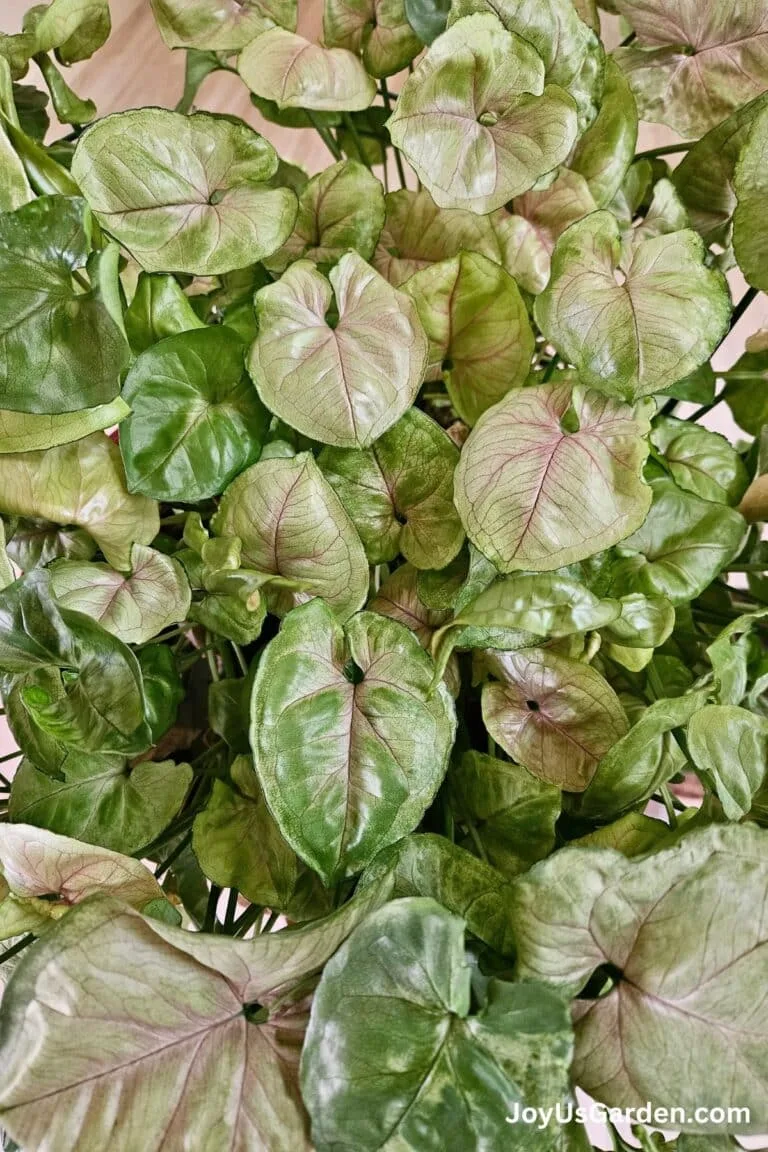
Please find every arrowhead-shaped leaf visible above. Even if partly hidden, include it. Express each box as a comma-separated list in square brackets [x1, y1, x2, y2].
[651, 415, 748, 506]
[482, 647, 629, 792]
[387, 14, 578, 214]
[404, 251, 534, 425]
[151, 0, 296, 50]
[324, 0, 421, 77]
[513, 823, 768, 1127]
[319, 406, 463, 568]
[72, 109, 297, 275]
[49, 544, 191, 646]
[250, 598, 456, 884]
[212, 451, 369, 620]
[249, 252, 427, 448]
[120, 326, 269, 502]
[301, 897, 574, 1151]
[0, 432, 158, 570]
[688, 704, 768, 821]
[535, 211, 732, 400]
[455, 382, 653, 572]
[570, 57, 637, 208]
[238, 28, 376, 111]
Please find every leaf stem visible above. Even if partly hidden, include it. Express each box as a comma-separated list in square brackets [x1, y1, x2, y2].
[464, 814, 489, 863]
[232, 902, 264, 937]
[0, 751, 21, 765]
[231, 641, 248, 676]
[636, 141, 694, 159]
[223, 887, 240, 930]
[342, 112, 370, 168]
[619, 30, 636, 46]
[0, 934, 35, 965]
[541, 356, 559, 382]
[153, 829, 192, 879]
[202, 884, 222, 933]
[260, 909, 280, 933]
[658, 783, 678, 829]
[688, 286, 760, 421]
[306, 110, 342, 161]
[379, 79, 408, 190]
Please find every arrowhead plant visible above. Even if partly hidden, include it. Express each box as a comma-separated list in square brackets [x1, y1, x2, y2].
[1, 0, 768, 1147]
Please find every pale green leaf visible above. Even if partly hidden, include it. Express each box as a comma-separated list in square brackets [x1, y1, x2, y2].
[151, 0, 296, 50]
[570, 57, 637, 208]
[688, 704, 768, 820]
[324, 0, 421, 77]
[238, 28, 376, 111]
[0, 396, 129, 455]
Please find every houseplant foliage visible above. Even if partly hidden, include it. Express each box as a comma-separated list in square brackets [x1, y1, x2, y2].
[2, 0, 768, 1149]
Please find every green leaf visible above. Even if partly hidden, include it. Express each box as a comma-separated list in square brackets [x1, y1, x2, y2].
[361, 834, 518, 954]
[688, 705, 768, 820]
[0, 880, 393, 1151]
[387, 14, 578, 214]
[404, 251, 534, 425]
[447, 0, 604, 133]
[599, 592, 675, 650]
[613, 0, 768, 137]
[31, 0, 111, 65]
[72, 109, 297, 275]
[238, 28, 376, 111]
[734, 104, 768, 292]
[482, 647, 629, 792]
[49, 544, 191, 645]
[0, 396, 130, 454]
[151, 0, 295, 50]
[0, 822, 165, 941]
[0, 571, 152, 768]
[120, 326, 269, 502]
[373, 186, 518, 288]
[570, 57, 637, 208]
[535, 210, 731, 401]
[192, 756, 328, 916]
[576, 689, 709, 819]
[212, 451, 369, 620]
[4, 517, 96, 570]
[209, 676, 250, 752]
[137, 643, 184, 742]
[10, 752, 191, 854]
[723, 339, 768, 436]
[0, 195, 129, 414]
[33, 52, 95, 125]
[455, 382, 653, 573]
[324, 0, 421, 77]
[264, 159, 385, 273]
[571, 809, 675, 857]
[450, 750, 560, 878]
[651, 415, 749, 506]
[319, 407, 464, 569]
[250, 598, 456, 884]
[610, 478, 746, 605]
[123, 271, 205, 355]
[672, 93, 768, 243]
[706, 610, 768, 707]
[0, 119, 31, 213]
[301, 898, 573, 1151]
[403, 0, 450, 44]
[513, 823, 768, 1126]
[250, 254, 426, 449]
[368, 562, 460, 692]
[0, 432, 158, 571]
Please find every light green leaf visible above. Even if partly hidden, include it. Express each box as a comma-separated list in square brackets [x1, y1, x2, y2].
[403, 0, 449, 43]
[212, 451, 369, 621]
[319, 407, 463, 569]
[0, 396, 129, 455]
[631, 176, 688, 243]
[151, 0, 296, 50]
[0, 121, 31, 212]
[238, 28, 376, 111]
[482, 648, 628, 792]
[513, 823, 768, 1127]
[123, 271, 205, 355]
[368, 562, 460, 693]
[0, 432, 158, 571]
[706, 610, 768, 706]
[734, 104, 768, 292]
[404, 251, 534, 426]
[373, 186, 517, 288]
[0, 195, 129, 414]
[120, 325, 269, 502]
[455, 382, 653, 573]
[535, 211, 732, 401]
[301, 898, 573, 1151]
[4, 518, 96, 571]
[613, 0, 768, 137]
[72, 109, 297, 275]
[672, 93, 768, 243]
[0, 880, 394, 1152]
[0, 571, 151, 769]
[570, 57, 637, 208]
[572, 809, 676, 857]
[447, 0, 604, 133]
[577, 689, 709, 819]
[31, 0, 110, 64]
[723, 339, 768, 436]
[49, 544, 190, 646]
[688, 704, 768, 820]
[0, 521, 12, 591]
[0, 823, 164, 941]
[450, 750, 560, 878]
[387, 14, 578, 214]
[192, 756, 327, 917]
[324, 0, 421, 77]
[264, 159, 385, 273]
[361, 834, 518, 954]
[651, 415, 749, 505]
[249, 253, 427, 449]
[610, 478, 746, 605]
[10, 752, 191, 855]
[137, 644, 184, 743]
[250, 599, 456, 884]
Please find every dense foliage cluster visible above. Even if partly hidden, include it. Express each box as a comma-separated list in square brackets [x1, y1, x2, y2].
[1, 0, 768, 1148]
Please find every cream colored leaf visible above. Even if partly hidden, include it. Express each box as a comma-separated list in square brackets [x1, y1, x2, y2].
[238, 27, 376, 111]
